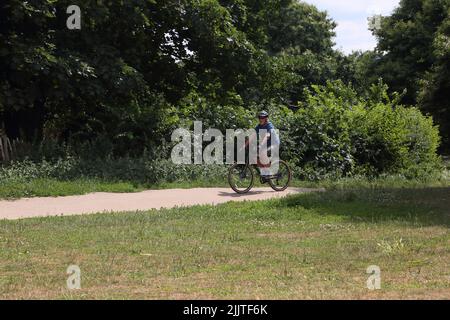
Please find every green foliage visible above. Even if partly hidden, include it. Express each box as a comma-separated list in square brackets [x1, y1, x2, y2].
[0, 0, 446, 184]
[350, 103, 441, 177]
[3, 81, 441, 184]
[351, 0, 450, 150]
[418, 11, 450, 150]
[370, 0, 448, 104]
[1, 0, 342, 152]
[176, 90, 255, 130]
[0, 157, 228, 186]
[280, 81, 442, 179]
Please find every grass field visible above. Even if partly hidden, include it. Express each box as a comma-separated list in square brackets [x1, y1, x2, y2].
[0, 184, 449, 299]
[0, 178, 226, 199]
[1, 157, 448, 199]
[1, 170, 449, 199]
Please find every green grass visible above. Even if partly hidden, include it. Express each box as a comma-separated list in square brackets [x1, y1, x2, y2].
[0, 157, 448, 199]
[0, 185, 449, 299]
[1, 168, 449, 199]
[0, 176, 271, 199]
[0, 178, 145, 199]
[0, 178, 231, 199]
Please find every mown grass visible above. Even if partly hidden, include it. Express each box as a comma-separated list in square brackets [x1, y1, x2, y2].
[0, 185, 449, 299]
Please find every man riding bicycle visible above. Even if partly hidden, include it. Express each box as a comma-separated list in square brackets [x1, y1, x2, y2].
[244, 111, 280, 183]
[229, 110, 290, 193]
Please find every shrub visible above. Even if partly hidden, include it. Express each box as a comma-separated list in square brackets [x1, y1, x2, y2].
[0, 157, 228, 185]
[280, 81, 441, 179]
[349, 103, 441, 176]
[1, 81, 442, 184]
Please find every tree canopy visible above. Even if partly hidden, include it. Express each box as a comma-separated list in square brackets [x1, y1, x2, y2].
[0, 0, 449, 154]
[0, 0, 345, 150]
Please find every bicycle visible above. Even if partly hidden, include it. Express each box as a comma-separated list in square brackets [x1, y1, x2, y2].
[228, 155, 292, 194]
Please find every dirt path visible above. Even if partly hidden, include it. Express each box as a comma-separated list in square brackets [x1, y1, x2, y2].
[0, 187, 320, 220]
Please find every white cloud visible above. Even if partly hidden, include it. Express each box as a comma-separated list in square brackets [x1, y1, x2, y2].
[303, 0, 400, 53]
[335, 20, 377, 53]
[305, 0, 398, 15]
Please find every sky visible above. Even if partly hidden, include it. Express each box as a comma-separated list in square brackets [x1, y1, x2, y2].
[304, 0, 401, 53]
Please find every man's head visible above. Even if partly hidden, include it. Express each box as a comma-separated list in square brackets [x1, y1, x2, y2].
[258, 111, 269, 125]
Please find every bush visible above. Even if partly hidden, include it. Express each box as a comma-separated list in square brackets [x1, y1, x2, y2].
[0, 157, 228, 186]
[280, 81, 441, 179]
[1, 81, 442, 184]
[350, 103, 441, 176]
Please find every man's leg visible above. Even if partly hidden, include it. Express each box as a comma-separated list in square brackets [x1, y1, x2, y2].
[259, 145, 280, 177]
[258, 146, 271, 177]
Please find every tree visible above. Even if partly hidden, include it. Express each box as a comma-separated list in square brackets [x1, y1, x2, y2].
[418, 12, 450, 150]
[371, 0, 448, 104]
[0, 0, 345, 155]
[220, 0, 340, 104]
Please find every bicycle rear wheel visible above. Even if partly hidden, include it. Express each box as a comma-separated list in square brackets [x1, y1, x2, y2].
[228, 164, 254, 194]
[268, 160, 292, 192]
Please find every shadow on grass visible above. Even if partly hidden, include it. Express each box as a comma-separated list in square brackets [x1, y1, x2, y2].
[275, 186, 450, 228]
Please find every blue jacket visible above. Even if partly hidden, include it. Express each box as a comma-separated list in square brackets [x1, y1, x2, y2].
[255, 121, 280, 148]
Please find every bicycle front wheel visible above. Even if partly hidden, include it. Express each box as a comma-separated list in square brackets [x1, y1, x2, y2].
[228, 164, 254, 194]
[268, 160, 292, 192]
